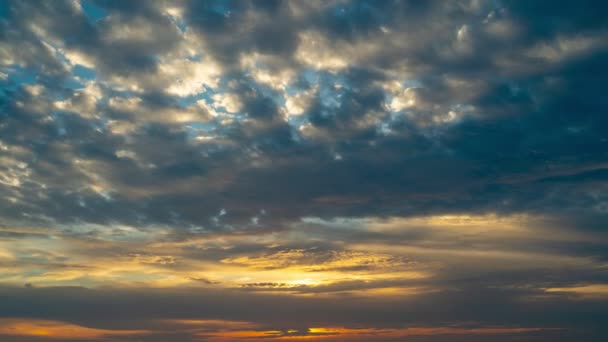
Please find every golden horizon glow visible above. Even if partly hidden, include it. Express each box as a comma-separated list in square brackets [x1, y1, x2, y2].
[0, 319, 148, 339]
[0, 213, 603, 295]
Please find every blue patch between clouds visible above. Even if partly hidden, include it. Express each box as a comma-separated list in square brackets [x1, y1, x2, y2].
[80, 0, 108, 24]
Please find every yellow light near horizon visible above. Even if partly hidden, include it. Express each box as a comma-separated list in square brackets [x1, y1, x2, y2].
[0, 319, 147, 339]
[545, 284, 608, 297]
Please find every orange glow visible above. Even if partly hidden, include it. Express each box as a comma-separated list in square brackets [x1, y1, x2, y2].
[0, 319, 148, 339]
[195, 325, 553, 341]
[0, 318, 556, 341]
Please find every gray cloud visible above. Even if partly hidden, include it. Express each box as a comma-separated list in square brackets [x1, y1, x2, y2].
[0, 285, 606, 341]
[1, 0, 607, 229]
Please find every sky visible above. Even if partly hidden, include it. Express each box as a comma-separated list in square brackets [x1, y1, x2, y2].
[0, 0, 607, 341]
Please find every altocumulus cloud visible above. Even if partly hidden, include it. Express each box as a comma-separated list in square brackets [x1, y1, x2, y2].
[0, 0, 607, 341]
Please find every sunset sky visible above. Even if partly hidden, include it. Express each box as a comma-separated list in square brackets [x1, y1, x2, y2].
[1, 0, 608, 341]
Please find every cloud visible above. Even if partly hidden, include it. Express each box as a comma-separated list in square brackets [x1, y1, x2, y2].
[2, 0, 607, 229]
[1, 0, 607, 340]
[0, 285, 606, 341]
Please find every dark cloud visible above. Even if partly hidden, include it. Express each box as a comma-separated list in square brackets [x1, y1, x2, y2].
[1, 0, 606, 228]
[0, 285, 606, 341]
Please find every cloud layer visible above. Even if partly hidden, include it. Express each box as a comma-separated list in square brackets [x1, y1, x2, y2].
[1, 0, 607, 340]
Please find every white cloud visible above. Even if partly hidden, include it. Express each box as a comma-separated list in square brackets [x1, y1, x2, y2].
[212, 93, 243, 113]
